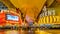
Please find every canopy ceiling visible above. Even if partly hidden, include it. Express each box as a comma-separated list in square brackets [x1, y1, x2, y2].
[1, 0, 46, 20]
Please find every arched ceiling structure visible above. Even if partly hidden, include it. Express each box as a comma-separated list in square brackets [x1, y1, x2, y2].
[9, 0, 46, 20]
[47, 0, 54, 7]
[1, 0, 46, 20]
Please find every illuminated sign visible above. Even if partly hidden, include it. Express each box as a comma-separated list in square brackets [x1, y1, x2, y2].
[40, 8, 55, 18]
[6, 14, 19, 21]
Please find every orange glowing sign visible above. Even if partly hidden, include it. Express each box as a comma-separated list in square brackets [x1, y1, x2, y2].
[0, 10, 22, 26]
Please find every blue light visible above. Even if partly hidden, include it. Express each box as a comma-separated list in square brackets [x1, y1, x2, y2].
[7, 15, 19, 21]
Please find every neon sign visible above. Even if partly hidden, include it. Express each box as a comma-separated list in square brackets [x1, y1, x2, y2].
[6, 14, 19, 21]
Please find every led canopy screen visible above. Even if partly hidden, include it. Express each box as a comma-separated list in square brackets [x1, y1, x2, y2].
[6, 14, 19, 21]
